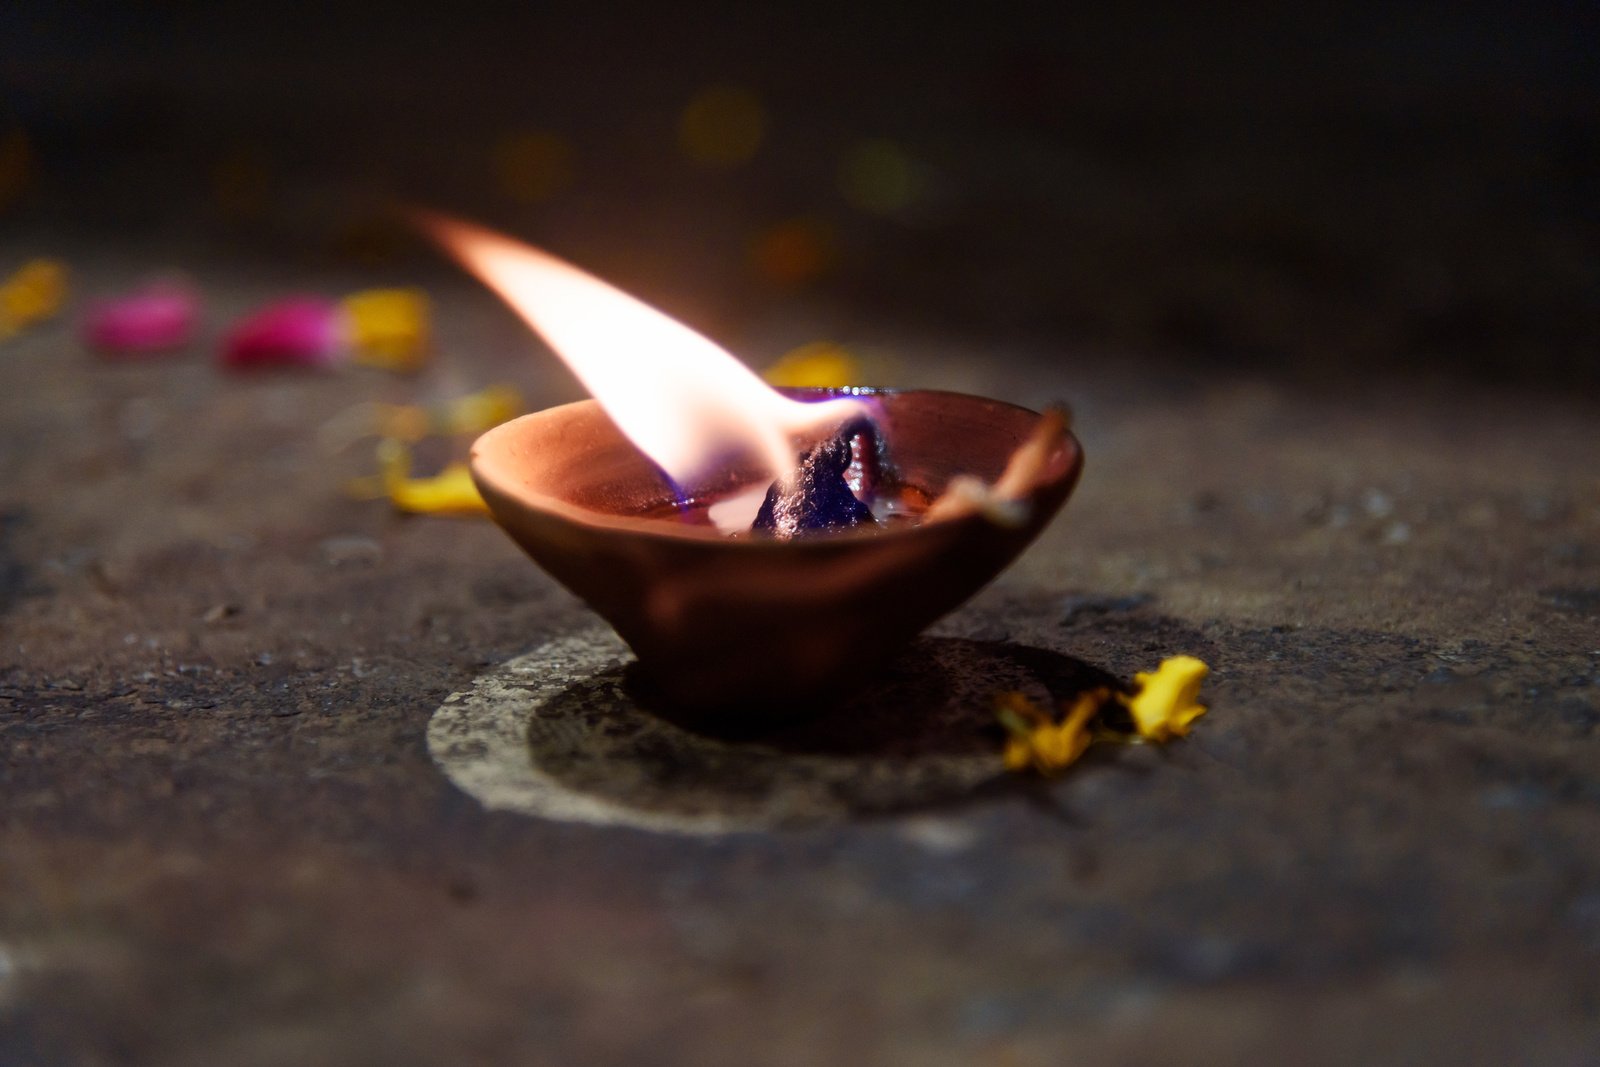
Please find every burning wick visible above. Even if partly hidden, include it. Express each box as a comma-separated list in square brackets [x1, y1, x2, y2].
[753, 417, 881, 538]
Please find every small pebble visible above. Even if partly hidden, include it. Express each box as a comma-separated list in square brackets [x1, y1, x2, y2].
[319, 535, 383, 567]
[201, 603, 240, 624]
[1362, 488, 1394, 518]
[116, 398, 160, 442]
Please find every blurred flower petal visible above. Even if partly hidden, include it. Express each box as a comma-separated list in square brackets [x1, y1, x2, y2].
[221, 296, 343, 369]
[1123, 655, 1210, 741]
[997, 689, 1103, 775]
[0, 259, 67, 339]
[343, 287, 431, 372]
[371, 438, 488, 516]
[84, 282, 199, 356]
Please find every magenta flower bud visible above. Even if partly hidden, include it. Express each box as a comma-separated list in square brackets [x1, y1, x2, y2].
[220, 296, 345, 369]
[84, 282, 199, 356]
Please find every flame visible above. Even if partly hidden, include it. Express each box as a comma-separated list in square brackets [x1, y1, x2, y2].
[419, 213, 862, 487]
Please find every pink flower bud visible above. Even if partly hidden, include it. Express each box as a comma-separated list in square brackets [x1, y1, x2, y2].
[220, 296, 344, 369]
[84, 282, 199, 356]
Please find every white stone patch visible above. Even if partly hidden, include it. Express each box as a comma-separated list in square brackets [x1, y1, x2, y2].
[427, 627, 1011, 835]
[427, 628, 766, 835]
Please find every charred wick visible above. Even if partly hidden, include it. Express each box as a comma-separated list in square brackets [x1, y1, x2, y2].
[753, 417, 886, 539]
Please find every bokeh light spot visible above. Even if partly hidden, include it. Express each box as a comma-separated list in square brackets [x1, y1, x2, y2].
[750, 217, 837, 287]
[837, 139, 923, 215]
[491, 131, 575, 204]
[678, 85, 765, 167]
[763, 341, 861, 388]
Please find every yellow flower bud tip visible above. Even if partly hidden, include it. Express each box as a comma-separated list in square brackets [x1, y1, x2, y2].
[0, 258, 68, 336]
[342, 288, 431, 371]
[762, 342, 861, 389]
[1123, 655, 1210, 742]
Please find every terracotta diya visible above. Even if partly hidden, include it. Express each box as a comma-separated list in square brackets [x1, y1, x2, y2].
[426, 215, 1084, 714]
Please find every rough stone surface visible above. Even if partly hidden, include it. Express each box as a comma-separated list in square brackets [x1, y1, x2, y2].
[2, 245, 1599, 1066]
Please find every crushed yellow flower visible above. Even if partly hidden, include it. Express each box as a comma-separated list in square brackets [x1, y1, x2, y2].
[763, 342, 861, 389]
[0, 259, 67, 338]
[997, 654, 1212, 775]
[358, 438, 489, 516]
[342, 288, 430, 372]
[1121, 655, 1210, 742]
[997, 689, 1106, 775]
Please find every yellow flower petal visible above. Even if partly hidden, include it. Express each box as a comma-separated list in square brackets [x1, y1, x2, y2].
[374, 439, 489, 516]
[0, 259, 67, 338]
[762, 342, 860, 389]
[995, 688, 1105, 776]
[1122, 655, 1210, 742]
[342, 288, 430, 372]
[390, 463, 487, 515]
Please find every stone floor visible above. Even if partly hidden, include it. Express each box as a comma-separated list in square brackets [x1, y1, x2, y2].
[2, 241, 1599, 1065]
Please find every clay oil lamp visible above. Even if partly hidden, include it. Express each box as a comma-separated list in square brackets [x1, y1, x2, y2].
[425, 216, 1083, 716]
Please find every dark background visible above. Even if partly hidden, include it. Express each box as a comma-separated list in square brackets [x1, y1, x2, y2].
[5, 7, 1600, 1065]
[4, 1, 1598, 385]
